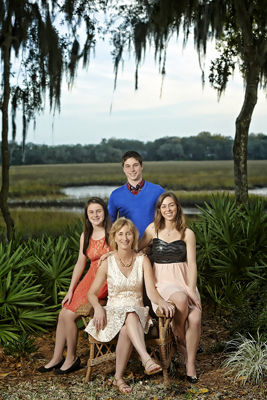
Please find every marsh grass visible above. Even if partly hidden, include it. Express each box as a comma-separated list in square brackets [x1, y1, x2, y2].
[9, 184, 64, 200]
[173, 190, 263, 208]
[1, 160, 266, 236]
[0, 209, 83, 239]
[0, 208, 196, 238]
[5, 160, 267, 199]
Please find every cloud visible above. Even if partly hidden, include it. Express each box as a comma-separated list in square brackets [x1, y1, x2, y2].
[12, 34, 267, 146]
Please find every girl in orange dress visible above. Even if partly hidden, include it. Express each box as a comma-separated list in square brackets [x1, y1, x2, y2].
[38, 197, 112, 375]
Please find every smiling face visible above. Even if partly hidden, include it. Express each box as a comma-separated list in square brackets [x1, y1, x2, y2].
[115, 224, 134, 250]
[87, 203, 105, 227]
[160, 196, 178, 221]
[123, 157, 143, 185]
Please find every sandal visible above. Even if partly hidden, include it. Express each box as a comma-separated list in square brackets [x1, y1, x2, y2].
[143, 358, 162, 375]
[113, 377, 132, 394]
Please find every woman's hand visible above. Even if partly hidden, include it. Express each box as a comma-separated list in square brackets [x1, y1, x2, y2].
[61, 289, 73, 307]
[188, 288, 202, 310]
[157, 299, 175, 318]
[135, 250, 146, 256]
[93, 304, 107, 330]
[97, 251, 114, 267]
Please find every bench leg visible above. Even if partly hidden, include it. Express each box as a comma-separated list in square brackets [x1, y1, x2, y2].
[84, 364, 92, 383]
[159, 344, 170, 386]
[84, 341, 95, 382]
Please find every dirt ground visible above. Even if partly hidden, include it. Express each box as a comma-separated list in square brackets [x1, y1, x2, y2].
[0, 304, 266, 399]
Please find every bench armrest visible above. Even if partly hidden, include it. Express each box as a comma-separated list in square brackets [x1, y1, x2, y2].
[75, 299, 107, 317]
[155, 302, 175, 318]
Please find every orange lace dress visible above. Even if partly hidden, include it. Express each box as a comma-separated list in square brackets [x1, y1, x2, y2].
[64, 236, 112, 312]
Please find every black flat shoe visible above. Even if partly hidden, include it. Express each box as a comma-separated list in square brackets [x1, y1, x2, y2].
[186, 375, 198, 384]
[38, 357, 65, 373]
[197, 345, 204, 354]
[54, 357, 81, 375]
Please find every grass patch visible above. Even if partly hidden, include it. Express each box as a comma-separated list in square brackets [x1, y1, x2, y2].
[174, 190, 264, 208]
[0, 208, 198, 238]
[5, 160, 267, 199]
[0, 209, 83, 239]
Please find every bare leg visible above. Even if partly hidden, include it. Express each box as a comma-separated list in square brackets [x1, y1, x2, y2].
[45, 308, 78, 369]
[113, 326, 133, 394]
[185, 308, 201, 377]
[169, 291, 188, 346]
[124, 312, 161, 373]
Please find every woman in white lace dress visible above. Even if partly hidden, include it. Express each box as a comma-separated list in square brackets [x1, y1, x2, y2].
[85, 217, 175, 394]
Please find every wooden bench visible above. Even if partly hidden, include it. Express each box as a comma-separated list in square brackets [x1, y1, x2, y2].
[76, 301, 175, 386]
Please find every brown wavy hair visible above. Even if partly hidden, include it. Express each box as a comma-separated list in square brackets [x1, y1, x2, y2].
[83, 197, 111, 256]
[154, 192, 187, 240]
[109, 217, 139, 251]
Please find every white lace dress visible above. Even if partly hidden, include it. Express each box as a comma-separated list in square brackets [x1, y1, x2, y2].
[85, 254, 152, 342]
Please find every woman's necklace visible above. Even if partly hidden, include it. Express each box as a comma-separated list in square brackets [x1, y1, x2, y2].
[118, 255, 133, 268]
[166, 229, 176, 236]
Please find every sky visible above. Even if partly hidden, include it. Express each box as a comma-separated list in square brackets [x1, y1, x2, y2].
[12, 32, 267, 146]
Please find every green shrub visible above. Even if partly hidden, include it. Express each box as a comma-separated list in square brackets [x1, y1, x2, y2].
[31, 236, 76, 305]
[223, 331, 267, 385]
[3, 332, 39, 359]
[227, 282, 267, 341]
[0, 240, 57, 344]
[191, 194, 267, 308]
[63, 217, 83, 255]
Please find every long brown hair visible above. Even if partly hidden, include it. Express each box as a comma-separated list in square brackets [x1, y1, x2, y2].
[83, 197, 111, 256]
[154, 192, 187, 240]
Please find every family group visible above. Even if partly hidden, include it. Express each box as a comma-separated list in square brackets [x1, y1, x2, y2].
[38, 151, 202, 394]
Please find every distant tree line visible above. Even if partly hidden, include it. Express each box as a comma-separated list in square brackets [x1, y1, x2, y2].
[1, 132, 267, 165]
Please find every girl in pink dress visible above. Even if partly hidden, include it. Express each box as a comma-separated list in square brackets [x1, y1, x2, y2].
[38, 197, 112, 375]
[139, 192, 202, 383]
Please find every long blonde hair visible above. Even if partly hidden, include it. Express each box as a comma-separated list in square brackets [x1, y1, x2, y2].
[154, 192, 187, 239]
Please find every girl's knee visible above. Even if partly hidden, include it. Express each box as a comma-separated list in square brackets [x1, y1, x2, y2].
[170, 293, 188, 312]
[175, 299, 188, 313]
[188, 311, 201, 327]
[58, 308, 66, 321]
[59, 307, 76, 323]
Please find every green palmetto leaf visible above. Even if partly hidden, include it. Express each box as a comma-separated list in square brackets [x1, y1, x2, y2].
[196, 193, 242, 224]
[0, 324, 19, 344]
[3, 332, 39, 358]
[63, 217, 83, 253]
[26, 234, 54, 263]
[0, 242, 34, 279]
[15, 307, 58, 332]
[193, 194, 267, 309]
[3, 270, 44, 306]
[212, 249, 265, 281]
[33, 236, 75, 304]
[205, 274, 254, 308]
[193, 223, 218, 266]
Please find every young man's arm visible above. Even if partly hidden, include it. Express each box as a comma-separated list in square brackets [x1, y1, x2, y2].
[107, 191, 118, 222]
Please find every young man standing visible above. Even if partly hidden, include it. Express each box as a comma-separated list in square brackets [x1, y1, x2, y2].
[108, 151, 165, 237]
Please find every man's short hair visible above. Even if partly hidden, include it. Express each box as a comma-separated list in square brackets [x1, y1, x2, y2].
[121, 151, 143, 166]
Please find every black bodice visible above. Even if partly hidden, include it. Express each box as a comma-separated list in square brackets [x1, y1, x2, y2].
[153, 238, 187, 264]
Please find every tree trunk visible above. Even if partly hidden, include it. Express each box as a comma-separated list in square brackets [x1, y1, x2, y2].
[0, 35, 14, 241]
[233, 67, 259, 205]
